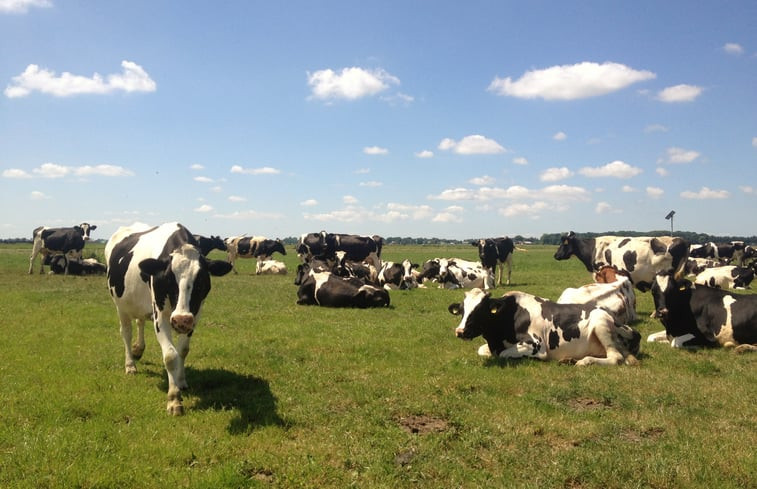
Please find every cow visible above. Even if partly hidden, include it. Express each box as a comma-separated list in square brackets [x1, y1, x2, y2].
[46, 255, 107, 275]
[417, 258, 443, 285]
[553, 231, 689, 292]
[557, 269, 637, 324]
[472, 237, 515, 285]
[439, 258, 493, 290]
[105, 222, 233, 415]
[257, 259, 287, 275]
[192, 234, 227, 256]
[224, 236, 286, 274]
[331, 233, 383, 268]
[648, 272, 757, 351]
[296, 271, 390, 308]
[684, 257, 727, 276]
[378, 260, 419, 290]
[296, 231, 334, 262]
[28, 223, 97, 274]
[449, 288, 640, 365]
[694, 265, 755, 289]
[690, 241, 750, 265]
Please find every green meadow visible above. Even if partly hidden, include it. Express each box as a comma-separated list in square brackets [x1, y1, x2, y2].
[1, 243, 755, 488]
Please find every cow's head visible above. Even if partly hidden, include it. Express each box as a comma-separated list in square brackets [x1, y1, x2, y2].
[78, 222, 97, 241]
[418, 259, 441, 282]
[210, 235, 227, 252]
[553, 231, 577, 260]
[139, 244, 232, 334]
[400, 259, 419, 288]
[650, 271, 692, 320]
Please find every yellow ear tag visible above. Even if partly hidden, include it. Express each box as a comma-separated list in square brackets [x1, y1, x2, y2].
[490, 307, 498, 314]
[679, 285, 686, 291]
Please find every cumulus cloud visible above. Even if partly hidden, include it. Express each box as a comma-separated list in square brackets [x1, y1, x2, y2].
[512, 156, 529, 165]
[644, 124, 669, 133]
[0, 0, 51, 14]
[540, 167, 573, 182]
[469, 175, 495, 186]
[300, 199, 318, 207]
[499, 201, 549, 218]
[657, 84, 703, 103]
[2, 168, 31, 178]
[307, 67, 399, 101]
[194, 176, 213, 183]
[415, 150, 434, 158]
[438, 135, 506, 155]
[579, 160, 642, 178]
[30, 190, 50, 200]
[428, 184, 590, 203]
[659, 147, 700, 164]
[740, 186, 754, 194]
[622, 185, 636, 193]
[656, 167, 669, 177]
[752, 137, 757, 148]
[359, 180, 382, 187]
[488, 61, 655, 100]
[595, 202, 614, 214]
[304, 202, 434, 224]
[343, 195, 358, 204]
[230, 165, 280, 175]
[228, 195, 247, 202]
[213, 210, 285, 220]
[363, 146, 388, 155]
[723, 43, 744, 55]
[194, 204, 213, 213]
[680, 187, 730, 200]
[5, 60, 156, 98]
[190, 164, 204, 170]
[553, 131, 567, 141]
[4, 162, 133, 178]
[646, 186, 664, 199]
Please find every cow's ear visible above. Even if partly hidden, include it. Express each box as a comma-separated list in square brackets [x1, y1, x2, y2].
[448, 303, 462, 315]
[411, 263, 419, 269]
[470, 241, 478, 247]
[90, 225, 97, 231]
[139, 258, 170, 277]
[207, 259, 233, 277]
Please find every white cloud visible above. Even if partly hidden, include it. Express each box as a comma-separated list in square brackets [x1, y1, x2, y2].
[2, 168, 31, 178]
[428, 184, 590, 203]
[660, 147, 700, 164]
[579, 160, 642, 178]
[343, 195, 358, 204]
[363, 146, 388, 155]
[644, 124, 669, 133]
[230, 165, 280, 175]
[5, 60, 156, 98]
[415, 150, 434, 158]
[656, 167, 669, 177]
[622, 185, 636, 193]
[432, 211, 463, 223]
[438, 135, 506, 155]
[680, 187, 730, 200]
[595, 202, 614, 214]
[228, 195, 247, 202]
[656, 84, 703, 103]
[469, 175, 495, 186]
[0, 0, 51, 14]
[359, 180, 382, 187]
[540, 167, 573, 182]
[646, 186, 664, 199]
[194, 176, 213, 183]
[752, 137, 757, 148]
[30, 190, 50, 200]
[553, 131, 567, 141]
[300, 199, 318, 207]
[194, 204, 213, 213]
[498, 202, 549, 218]
[386, 203, 434, 220]
[723, 43, 744, 55]
[488, 61, 656, 100]
[307, 67, 399, 101]
[740, 186, 754, 194]
[7, 162, 134, 178]
[213, 210, 285, 220]
[190, 164, 204, 170]
[512, 156, 529, 165]
[354, 168, 370, 174]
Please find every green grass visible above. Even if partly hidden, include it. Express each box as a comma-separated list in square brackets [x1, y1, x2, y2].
[1, 243, 755, 488]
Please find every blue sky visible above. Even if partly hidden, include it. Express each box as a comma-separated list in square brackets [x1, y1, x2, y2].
[2, 1, 756, 241]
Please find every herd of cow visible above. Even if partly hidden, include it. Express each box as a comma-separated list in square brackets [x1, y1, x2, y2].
[24, 222, 757, 414]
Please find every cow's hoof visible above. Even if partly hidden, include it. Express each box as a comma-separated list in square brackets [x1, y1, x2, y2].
[131, 346, 145, 360]
[624, 355, 640, 366]
[167, 403, 185, 416]
[125, 365, 137, 375]
[559, 358, 577, 365]
[734, 344, 757, 354]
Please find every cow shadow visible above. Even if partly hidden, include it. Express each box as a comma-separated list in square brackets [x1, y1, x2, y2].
[162, 367, 286, 434]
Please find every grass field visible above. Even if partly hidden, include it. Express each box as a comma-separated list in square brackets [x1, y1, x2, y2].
[1, 242, 755, 488]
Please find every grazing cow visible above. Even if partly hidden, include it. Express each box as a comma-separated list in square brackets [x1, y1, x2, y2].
[439, 258, 493, 290]
[105, 222, 233, 415]
[553, 231, 689, 292]
[472, 237, 515, 285]
[449, 288, 640, 365]
[557, 269, 637, 324]
[257, 259, 287, 275]
[648, 272, 757, 351]
[296, 271, 390, 308]
[694, 265, 755, 289]
[225, 236, 286, 274]
[28, 223, 97, 274]
[192, 234, 227, 256]
[378, 260, 419, 290]
[47, 255, 107, 275]
[690, 241, 749, 265]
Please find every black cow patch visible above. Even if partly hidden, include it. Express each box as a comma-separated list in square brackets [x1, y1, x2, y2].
[650, 238, 667, 255]
[622, 250, 637, 272]
[107, 227, 158, 298]
[618, 238, 631, 248]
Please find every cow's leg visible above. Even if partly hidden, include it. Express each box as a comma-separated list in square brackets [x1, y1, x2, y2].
[647, 330, 669, 343]
[497, 335, 547, 360]
[504, 255, 512, 285]
[132, 318, 146, 360]
[575, 316, 629, 366]
[153, 321, 185, 415]
[173, 333, 191, 390]
[118, 311, 138, 374]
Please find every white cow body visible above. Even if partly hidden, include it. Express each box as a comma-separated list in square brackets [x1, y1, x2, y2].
[557, 276, 637, 324]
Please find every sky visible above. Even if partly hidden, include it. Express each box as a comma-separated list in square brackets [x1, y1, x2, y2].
[1, 1, 756, 241]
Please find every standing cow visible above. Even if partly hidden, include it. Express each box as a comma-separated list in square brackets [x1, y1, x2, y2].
[472, 237, 515, 285]
[29, 222, 97, 274]
[105, 222, 232, 415]
[225, 236, 286, 274]
[553, 231, 689, 292]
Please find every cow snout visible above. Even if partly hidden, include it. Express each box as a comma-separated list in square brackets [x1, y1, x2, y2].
[171, 313, 195, 334]
[455, 327, 468, 339]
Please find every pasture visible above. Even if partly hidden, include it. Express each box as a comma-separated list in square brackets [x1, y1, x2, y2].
[1, 242, 755, 488]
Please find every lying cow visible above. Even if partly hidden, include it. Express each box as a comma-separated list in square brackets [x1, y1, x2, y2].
[296, 271, 389, 308]
[257, 259, 287, 275]
[225, 236, 286, 274]
[694, 265, 755, 289]
[29, 222, 97, 274]
[439, 258, 493, 290]
[47, 255, 107, 275]
[105, 222, 233, 415]
[449, 288, 640, 365]
[648, 272, 757, 351]
[557, 269, 637, 324]
[685, 257, 727, 276]
[378, 260, 419, 290]
[554, 231, 689, 291]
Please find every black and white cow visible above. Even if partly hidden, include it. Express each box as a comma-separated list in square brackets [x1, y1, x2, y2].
[694, 265, 755, 289]
[192, 234, 227, 256]
[417, 258, 443, 285]
[29, 222, 97, 274]
[685, 257, 727, 276]
[648, 272, 757, 351]
[557, 271, 637, 324]
[331, 233, 383, 267]
[439, 258, 493, 290]
[472, 237, 515, 285]
[449, 288, 641, 365]
[225, 236, 286, 274]
[257, 259, 287, 275]
[690, 241, 750, 265]
[296, 271, 390, 308]
[296, 232, 334, 262]
[105, 222, 233, 415]
[46, 255, 107, 275]
[553, 232, 689, 292]
[378, 260, 419, 290]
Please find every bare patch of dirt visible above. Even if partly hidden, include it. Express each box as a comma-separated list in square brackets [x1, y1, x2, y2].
[566, 397, 612, 411]
[620, 426, 665, 443]
[396, 414, 449, 435]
